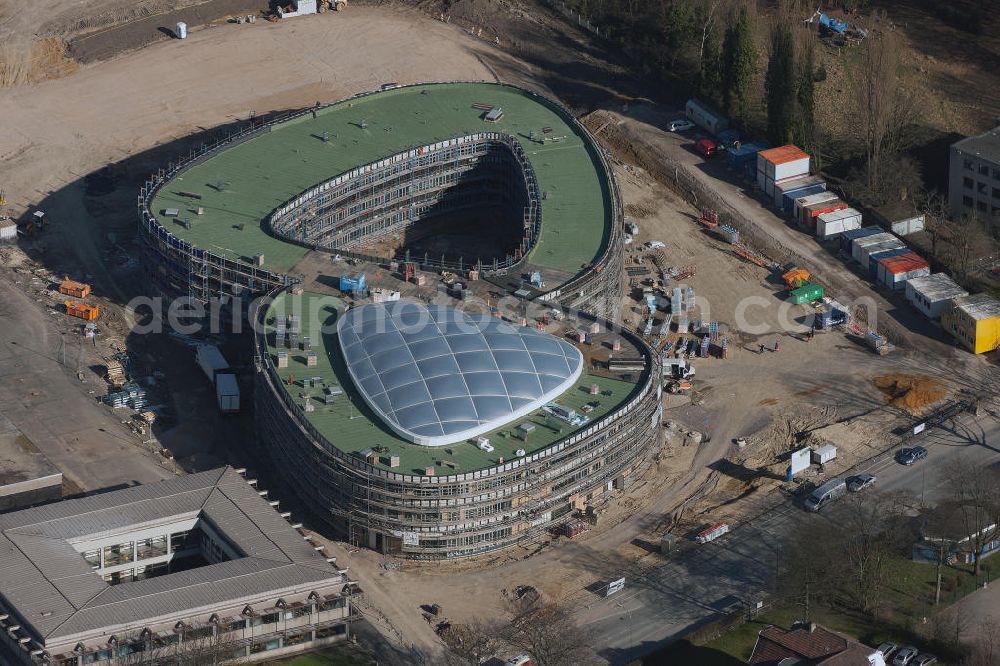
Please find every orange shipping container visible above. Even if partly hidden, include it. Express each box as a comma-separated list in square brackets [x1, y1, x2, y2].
[757, 145, 810, 166]
[802, 202, 848, 229]
[59, 277, 91, 298]
[65, 301, 99, 321]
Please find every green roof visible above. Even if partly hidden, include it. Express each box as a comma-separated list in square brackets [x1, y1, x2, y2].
[264, 291, 636, 476]
[152, 82, 612, 277]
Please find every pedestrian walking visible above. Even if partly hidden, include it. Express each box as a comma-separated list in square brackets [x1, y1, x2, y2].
[759, 343, 765, 354]
[774, 340, 780, 353]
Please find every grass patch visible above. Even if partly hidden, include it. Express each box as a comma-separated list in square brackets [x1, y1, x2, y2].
[277, 647, 373, 666]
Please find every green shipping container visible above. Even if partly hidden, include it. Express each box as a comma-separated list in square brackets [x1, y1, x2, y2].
[791, 282, 824, 304]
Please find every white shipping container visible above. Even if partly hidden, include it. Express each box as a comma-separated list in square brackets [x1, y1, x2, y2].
[811, 444, 837, 464]
[773, 157, 810, 182]
[195, 345, 230, 384]
[851, 232, 896, 263]
[859, 239, 906, 269]
[891, 215, 925, 236]
[905, 273, 968, 319]
[215, 373, 240, 413]
[816, 208, 862, 239]
[793, 191, 838, 222]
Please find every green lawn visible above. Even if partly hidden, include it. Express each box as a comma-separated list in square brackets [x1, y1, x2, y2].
[264, 291, 638, 475]
[646, 555, 1000, 665]
[151, 82, 612, 276]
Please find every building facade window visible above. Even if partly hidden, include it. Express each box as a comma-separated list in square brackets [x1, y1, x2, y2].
[964, 195, 974, 208]
[978, 200, 988, 212]
[964, 158, 975, 171]
[136, 535, 168, 560]
[965, 176, 974, 189]
[981, 165, 990, 176]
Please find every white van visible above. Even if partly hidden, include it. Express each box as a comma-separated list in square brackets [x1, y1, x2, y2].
[804, 478, 847, 512]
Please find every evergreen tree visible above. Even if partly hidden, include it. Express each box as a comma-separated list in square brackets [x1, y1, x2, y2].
[722, 4, 756, 123]
[765, 23, 796, 145]
[699, 19, 723, 101]
[795, 40, 817, 155]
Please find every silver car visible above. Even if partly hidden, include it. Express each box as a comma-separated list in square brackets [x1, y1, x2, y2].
[876, 642, 898, 658]
[892, 645, 919, 665]
[667, 118, 695, 132]
[913, 654, 937, 666]
[848, 473, 877, 492]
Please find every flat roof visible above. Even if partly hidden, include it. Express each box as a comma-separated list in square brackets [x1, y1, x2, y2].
[151, 82, 612, 277]
[0, 468, 341, 643]
[906, 273, 968, 302]
[952, 293, 1000, 321]
[953, 125, 1000, 164]
[263, 291, 639, 475]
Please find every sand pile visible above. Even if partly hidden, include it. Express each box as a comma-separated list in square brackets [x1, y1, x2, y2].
[873, 374, 947, 414]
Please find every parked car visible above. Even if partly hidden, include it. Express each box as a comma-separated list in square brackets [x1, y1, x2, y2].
[694, 138, 720, 158]
[847, 473, 877, 492]
[913, 654, 937, 666]
[892, 645, 919, 665]
[876, 642, 898, 659]
[896, 446, 928, 466]
[667, 118, 696, 132]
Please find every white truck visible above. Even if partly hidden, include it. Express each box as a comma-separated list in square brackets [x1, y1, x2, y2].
[195, 345, 240, 414]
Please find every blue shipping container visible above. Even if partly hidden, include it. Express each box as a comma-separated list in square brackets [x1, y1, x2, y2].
[868, 247, 910, 278]
[841, 226, 882, 253]
[726, 142, 769, 171]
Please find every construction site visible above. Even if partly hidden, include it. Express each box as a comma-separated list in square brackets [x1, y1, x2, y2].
[1, 1, 998, 665]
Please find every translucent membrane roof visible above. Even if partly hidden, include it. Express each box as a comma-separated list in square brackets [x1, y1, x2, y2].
[337, 301, 584, 447]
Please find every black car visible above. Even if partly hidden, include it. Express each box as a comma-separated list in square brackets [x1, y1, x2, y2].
[896, 446, 928, 465]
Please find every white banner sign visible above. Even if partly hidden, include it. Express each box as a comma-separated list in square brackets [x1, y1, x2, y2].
[790, 447, 812, 476]
[606, 577, 625, 597]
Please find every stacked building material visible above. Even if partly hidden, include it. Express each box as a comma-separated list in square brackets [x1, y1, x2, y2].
[756, 145, 810, 200]
[103, 383, 147, 409]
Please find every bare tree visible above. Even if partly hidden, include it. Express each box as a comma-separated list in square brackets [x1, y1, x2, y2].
[943, 458, 1000, 576]
[839, 490, 909, 615]
[440, 619, 504, 666]
[850, 23, 916, 199]
[502, 593, 597, 666]
[919, 191, 951, 262]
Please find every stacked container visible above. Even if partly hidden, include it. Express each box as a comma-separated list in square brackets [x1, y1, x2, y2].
[774, 174, 826, 212]
[815, 208, 862, 239]
[857, 235, 904, 269]
[851, 231, 896, 263]
[757, 145, 810, 200]
[877, 253, 930, 291]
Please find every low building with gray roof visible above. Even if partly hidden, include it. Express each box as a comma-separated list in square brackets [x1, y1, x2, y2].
[0, 467, 359, 666]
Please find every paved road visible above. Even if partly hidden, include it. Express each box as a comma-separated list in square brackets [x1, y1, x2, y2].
[575, 412, 1000, 664]
[0, 276, 173, 492]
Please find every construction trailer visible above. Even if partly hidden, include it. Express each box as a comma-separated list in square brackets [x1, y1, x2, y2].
[757, 145, 810, 198]
[685, 99, 730, 136]
[905, 273, 969, 320]
[790, 283, 824, 304]
[857, 237, 905, 271]
[815, 207, 862, 239]
[868, 246, 910, 278]
[0, 219, 16, 242]
[774, 174, 826, 212]
[58, 277, 92, 298]
[65, 301, 99, 321]
[801, 198, 848, 231]
[877, 253, 930, 291]
[942, 293, 1000, 354]
[840, 226, 882, 254]
[850, 232, 897, 264]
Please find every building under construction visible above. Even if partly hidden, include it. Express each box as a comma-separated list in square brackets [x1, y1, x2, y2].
[137, 82, 655, 559]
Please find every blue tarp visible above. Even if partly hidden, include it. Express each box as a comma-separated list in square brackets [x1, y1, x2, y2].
[818, 13, 848, 34]
[340, 272, 366, 292]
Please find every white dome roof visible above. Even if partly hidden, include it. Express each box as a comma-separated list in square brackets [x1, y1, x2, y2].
[337, 301, 584, 447]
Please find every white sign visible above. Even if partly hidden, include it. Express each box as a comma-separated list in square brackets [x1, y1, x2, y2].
[790, 447, 812, 476]
[913, 423, 926, 435]
[606, 577, 626, 597]
[402, 532, 419, 546]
